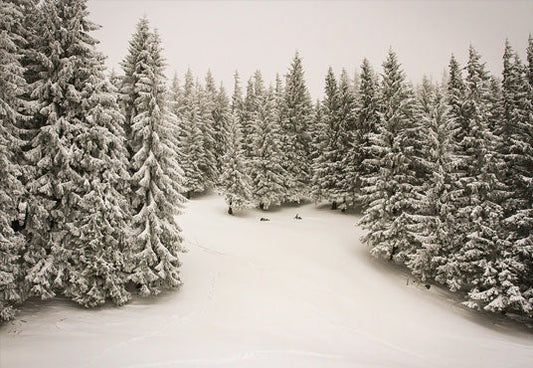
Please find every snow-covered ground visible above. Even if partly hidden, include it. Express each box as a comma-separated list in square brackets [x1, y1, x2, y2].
[1, 193, 532, 368]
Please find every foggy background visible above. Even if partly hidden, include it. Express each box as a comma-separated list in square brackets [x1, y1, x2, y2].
[88, 0, 533, 98]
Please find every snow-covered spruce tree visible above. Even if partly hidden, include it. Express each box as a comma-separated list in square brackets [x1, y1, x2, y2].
[473, 40, 533, 316]
[310, 67, 339, 206]
[231, 70, 244, 114]
[336, 69, 358, 210]
[169, 72, 187, 171]
[62, 52, 132, 307]
[352, 70, 361, 100]
[280, 52, 313, 202]
[250, 85, 287, 210]
[219, 112, 252, 215]
[359, 50, 423, 264]
[356, 58, 380, 210]
[119, 16, 152, 160]
[239, 76, 258, 170]
[21, 0, 131, 306]
[0, 0, 31, 321]
[198, 71, 219, 185]
[176, 69, 206, 198]
[438, 47, 507, 305]
[309, 98, 324, 166]
[446, 54, 467, 155]
[406, 83, 459, 282]
[122, 23, 186, 296]
[212, 83, 231, 183]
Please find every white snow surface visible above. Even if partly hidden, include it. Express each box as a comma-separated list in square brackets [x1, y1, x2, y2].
[1, 193, 532, 368]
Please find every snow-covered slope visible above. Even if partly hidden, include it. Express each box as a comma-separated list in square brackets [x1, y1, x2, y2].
[1, 193, 532, 368]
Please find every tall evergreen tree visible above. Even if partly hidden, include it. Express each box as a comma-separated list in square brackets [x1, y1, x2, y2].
[21, 0, 131, 306]
[219, 114, 252, 215]
[119, 17, 152, 159]
[177, 69, 206, 197]
[212, 83, 231, 182]
[359, 50, 422, 264]
[477, 40, 533, 316]
[406, 84, 458, 282]
[356, 58, 380, 209]
[122, 21, 186, 296]
[0, 0, 30, 320]
[250, 85, 286, 210]
[311, 67, 340, 207]
[199, 70, 219, 184]
[440, 47, 506, 300]
[337, 69, 358, 210]
[231, 71, 244, 114]
[280, 52, 313, 202]
[446, 54, 467, 154]
[241, 76, 256, 164]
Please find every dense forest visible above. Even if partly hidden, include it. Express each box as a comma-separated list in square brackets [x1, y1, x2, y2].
[1, 0, 532, 323]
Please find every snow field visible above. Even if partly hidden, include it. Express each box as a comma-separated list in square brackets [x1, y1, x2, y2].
[1, 193, 532, 368]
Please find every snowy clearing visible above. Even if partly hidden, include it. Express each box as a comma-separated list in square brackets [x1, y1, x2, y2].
[1, 193, 532, 368]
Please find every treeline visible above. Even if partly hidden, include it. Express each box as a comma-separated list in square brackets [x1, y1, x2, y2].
[168, 56, 314, 213]
[1, 0, 185, 321]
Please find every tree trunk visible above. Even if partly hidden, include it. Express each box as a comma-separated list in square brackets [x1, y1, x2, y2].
[228, 206, 233, 215]
[186, 191, 191, 200]
[389, 245, 398, 261]
[331, 201, 337, 210]
[259, 203, 264, 210]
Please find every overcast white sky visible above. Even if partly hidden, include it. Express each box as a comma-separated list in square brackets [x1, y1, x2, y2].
[88, 0, 533, 99]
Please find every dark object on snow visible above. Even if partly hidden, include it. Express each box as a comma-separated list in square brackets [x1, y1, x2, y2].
[294, 214, 302, 220]
[425, 284, 431, 290]
[260, 217, 270, 222]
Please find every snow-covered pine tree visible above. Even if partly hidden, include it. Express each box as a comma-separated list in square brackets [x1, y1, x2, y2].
[199, 70, 219, 184]
[250, 85, 286, 210]
[169, 72, 183, 117]
[231, 71, 244, 114]
[439, 47, 507, 305]
[219, 112, 252, 215]
[119, 16, 152, 160]
[21, 0, 131, 306]
[446, 54, 467, 155]
[169, 72, 187, 168]
[352, 70, 361, 100]
[240, 77, 256, 161]
[0, 0, 30, 321]
[310, 67, 339, 206]
[213, 83, 231, 182]
[62, 51, 131, 307]
[177, 69, 206, 198]
[280, 52, 313, 202]
[337, 69, 358, 210]
[122, 22, 186, 296]
[359, 50, 422, 264]
[478, 40, 533, 316]
[356, 58, 380, 210]
[309, 98, 324, 167]
[406, 83, 458, 282]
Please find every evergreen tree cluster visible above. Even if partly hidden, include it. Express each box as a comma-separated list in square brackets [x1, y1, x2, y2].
[171, 54, 314, 215]
[0, 0, 185, 321]
[355, 42, 533, 318]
